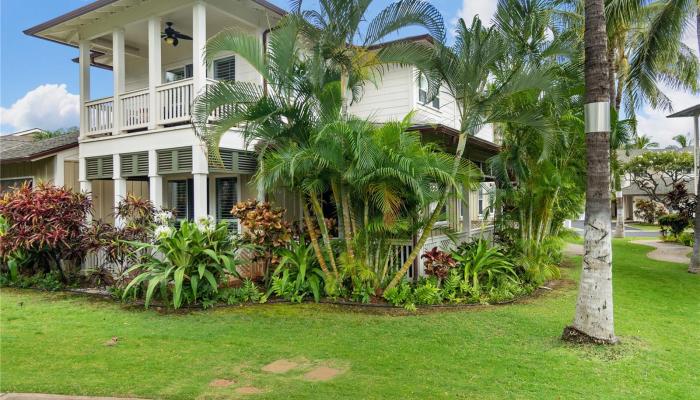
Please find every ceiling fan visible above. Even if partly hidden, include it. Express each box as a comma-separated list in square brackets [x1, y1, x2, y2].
[161, 22, 192, 47]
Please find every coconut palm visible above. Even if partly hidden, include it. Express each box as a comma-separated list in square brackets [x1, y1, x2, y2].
[632, 133, 660, 149]
[563, 0, 617, 344]
[673, 133, 690, 148]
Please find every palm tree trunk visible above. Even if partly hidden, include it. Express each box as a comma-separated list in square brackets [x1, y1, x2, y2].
[563, 0, 617, 344]
[309, 193, 339, 278]
[614, 190, 625, 238]
[303, 205, 330, 275]
[341, 189, 355, 261]
[385, 195, 447, 291]
[691, 8, 700, 274]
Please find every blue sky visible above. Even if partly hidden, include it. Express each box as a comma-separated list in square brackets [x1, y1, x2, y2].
[0, 0, 697, 145]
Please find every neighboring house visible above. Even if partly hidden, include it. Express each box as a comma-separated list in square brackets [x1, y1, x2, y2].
[618, 147, 694, 221]
[0, 130, 79, 194]
[24, 0, 499, 251]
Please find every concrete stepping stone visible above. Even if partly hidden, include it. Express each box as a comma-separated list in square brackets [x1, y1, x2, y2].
[261, 359, 298, 374]
[234, 387, 264, 395]
[303, 366, 343, 381]
[209, 379, 235, 387]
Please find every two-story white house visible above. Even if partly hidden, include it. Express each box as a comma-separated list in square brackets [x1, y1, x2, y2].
[24, 0, 498, 246]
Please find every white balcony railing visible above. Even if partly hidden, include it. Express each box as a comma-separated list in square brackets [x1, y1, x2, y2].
[157, 79, 193, 125]
[83, 77, 233, 136]
[85, 97, 114, 136]
[120, 88, 149, 130]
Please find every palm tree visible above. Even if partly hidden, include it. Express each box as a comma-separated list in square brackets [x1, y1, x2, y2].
[632, 133, 659, 149]
[385, 10, 552, 290]
[286, 0, 446, 264]
[563, 0, 617, 344]
[611, 111, 637, 238]
[673, 133, 690, 148]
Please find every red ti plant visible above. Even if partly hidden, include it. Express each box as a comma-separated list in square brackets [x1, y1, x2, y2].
[421, 247, 457, 280]
[0, 183, 94, 280]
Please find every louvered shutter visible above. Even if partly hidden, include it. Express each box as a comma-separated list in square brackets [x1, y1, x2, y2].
[213, 56, 235, 81]
[216, 177, 238, 231]
[157, 147, 193, 174]
[120, 152, 149, 177]
[85, 156, 113, 180]
[237, 151, 257, 173]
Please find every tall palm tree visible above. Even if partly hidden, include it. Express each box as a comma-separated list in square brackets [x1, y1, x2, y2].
[632, 133, 660, 149]
[563, 0, 617, 344]
[385, 10, 552, 290]
[288, 0, 446, 264]
[611, 111, 637, 237]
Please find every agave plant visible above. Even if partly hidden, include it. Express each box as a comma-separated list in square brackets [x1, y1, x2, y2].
[123, 220, 241, 308]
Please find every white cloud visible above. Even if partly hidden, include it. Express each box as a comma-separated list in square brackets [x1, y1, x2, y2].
[456, 0, 498, 27]
[0, 84, 79, 132]
[636, 87, 698, 148]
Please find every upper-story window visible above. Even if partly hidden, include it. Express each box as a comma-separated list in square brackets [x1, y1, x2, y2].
[165, 64, 193, 83]
[418, 74, 440, 109]
[213, 56, 236, 81]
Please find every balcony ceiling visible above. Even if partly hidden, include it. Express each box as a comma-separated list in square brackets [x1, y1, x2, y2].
[24, 0, 284, 49]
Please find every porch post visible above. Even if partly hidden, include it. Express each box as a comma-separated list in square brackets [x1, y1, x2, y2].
[462, 187, 472, 240]
[112, 28, 125, 135]
[78, 40, 91, 138]
[78, 158, 91, 195]
[147, 17, 161, 130]
[113, 154, 127, 227]
[148, 149, 163, 209]
[192, 144, 209, 219]
[192, 1, 207, 96]
[53, 152, 65, 187]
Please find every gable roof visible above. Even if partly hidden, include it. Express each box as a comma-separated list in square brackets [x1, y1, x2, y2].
[0, 132, 79, 164]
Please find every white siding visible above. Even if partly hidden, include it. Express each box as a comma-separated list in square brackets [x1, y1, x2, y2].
[348, 66, 413, 123]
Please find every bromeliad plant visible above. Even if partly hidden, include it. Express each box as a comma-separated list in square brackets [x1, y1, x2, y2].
[123, 217, 242, 308]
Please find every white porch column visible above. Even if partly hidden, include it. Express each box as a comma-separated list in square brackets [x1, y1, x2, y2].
[78, 40, 91, 138]
[256, 179, 265, 202]
[148, 150, 163, 209]
[147, 17, 162, 130]
[462, 188, 472, 240]
[113, 154, 127, 227]
[53, 153, 66, 187]
[112, 28, 126, 135]
[78, 158, 91, 194]
[192, 1, 207, 96]
[192, 144, 209, 219]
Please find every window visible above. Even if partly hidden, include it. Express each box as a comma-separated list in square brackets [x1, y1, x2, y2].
[168, 179, 193, 220]
[165, 64, 193, 83]
[0, 177, 32, 194]
[216, 177, 238, 231]
[418, 74, 440, 109]
[213, 56, 236, 81]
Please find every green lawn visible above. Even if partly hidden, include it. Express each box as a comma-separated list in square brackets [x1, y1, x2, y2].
[626, 222, 661, 232]
[2, 240, 699, 399]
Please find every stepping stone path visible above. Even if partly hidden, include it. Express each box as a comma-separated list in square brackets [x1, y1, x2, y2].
[261, 359, 299, 374]
[564, 243, 583, 257]
[209, 379, 235, 388]
[0, 395, 148, 400]
[234, 387, 264, 395]
[303, 366, 343, 381]
[630, 240, 691, 264]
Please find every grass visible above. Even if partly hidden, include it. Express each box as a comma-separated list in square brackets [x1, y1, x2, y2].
[2, 239, 699, 399]
[626, 222, 661, 232]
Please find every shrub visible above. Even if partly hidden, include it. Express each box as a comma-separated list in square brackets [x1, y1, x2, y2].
[219, 279, 263, 304]
[664, 183, 696, 220]
[421, 247, 457, 280]
[678, 231, 694, 247]
[634, 199, 667, 224]
[231, 200, 292, 277]
[123, 218, 242, 308]
[0, 183, 94, 281]
[659, 213, 689, 239]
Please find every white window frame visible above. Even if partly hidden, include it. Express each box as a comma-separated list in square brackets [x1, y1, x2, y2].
[418, 73, 440, 110]
[0, 176, 34, 194]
